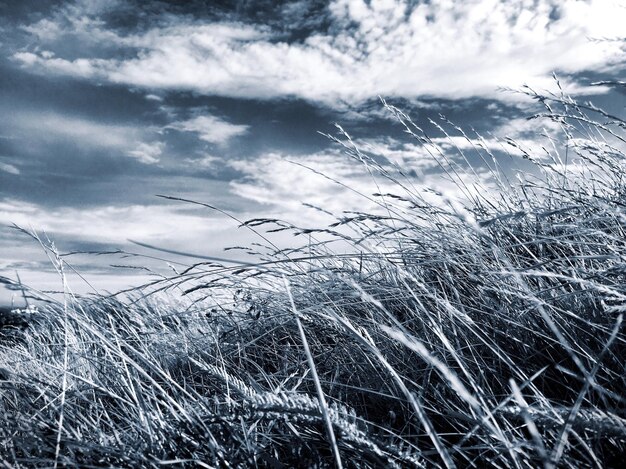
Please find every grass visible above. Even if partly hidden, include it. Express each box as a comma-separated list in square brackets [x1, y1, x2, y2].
[1, 86, 625, 468]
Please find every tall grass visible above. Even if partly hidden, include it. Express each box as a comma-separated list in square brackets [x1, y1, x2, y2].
[1, 87, 625, 467]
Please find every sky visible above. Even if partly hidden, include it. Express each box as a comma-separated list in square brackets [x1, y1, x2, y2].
[1, 0, 625, 304]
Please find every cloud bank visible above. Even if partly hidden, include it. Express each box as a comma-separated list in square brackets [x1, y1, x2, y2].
[13, 0, 626, 105]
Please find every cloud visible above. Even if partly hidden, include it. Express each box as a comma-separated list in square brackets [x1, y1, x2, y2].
[228, 144, 496, 230]
[5, 111, 129, 147]
[346, 137, 445, 173]
[2, 110, 163, 165]
[0, 198, 233, 246]
[0, 161, 20, 175]
[183, 154, 221, 173]
[230, 151, 363, 214]
[0, 196, 283, 294]
[167, 115, 249, 145]
[126, 141, 163, 164]
[224, 108, 589, 225]
[12, 0, 626, 105]
[13, 52, 106, 78]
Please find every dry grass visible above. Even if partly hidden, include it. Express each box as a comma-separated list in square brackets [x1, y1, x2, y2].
[1, 87, 625, 467]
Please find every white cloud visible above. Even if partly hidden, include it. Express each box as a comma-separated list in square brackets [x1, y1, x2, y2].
[167, 115, 249, 145]
[183, 154, 221, 172]
[229, 152, 363, 215]
[0, 161, 20, 175]
[348, 137, 445, 173]
[0, 196, 287, 296]
[347, 113, 566, 172]
[14, 52, 105, 79]
[12, 0, 626, 105]
[1, 110, 163, 164]
[228, 147, 496, 230]
[8, 111, 133, 147]
[126, 141, 163, 164]
[0, 198, 235, 247]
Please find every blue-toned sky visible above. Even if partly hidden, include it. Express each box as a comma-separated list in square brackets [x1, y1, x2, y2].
[1, 0, 625, 303]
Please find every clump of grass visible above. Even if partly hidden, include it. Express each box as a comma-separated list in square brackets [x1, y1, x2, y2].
[1, 86, 625, 468]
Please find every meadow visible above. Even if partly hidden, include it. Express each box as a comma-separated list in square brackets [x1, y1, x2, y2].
[1, 86, 625, 468]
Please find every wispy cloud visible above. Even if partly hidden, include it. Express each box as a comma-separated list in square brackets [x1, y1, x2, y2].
[12, 0, 626, 105]
[228, 145, 496, 228]
[2, 110, 164, 165]
[0, 161, 20, 175]
[0, 198, 232, 246]
[183, 154, 221, 173]
[126, 141, 163, 164]
[0, 195, 281, 295]
[167, 115, 249, 146]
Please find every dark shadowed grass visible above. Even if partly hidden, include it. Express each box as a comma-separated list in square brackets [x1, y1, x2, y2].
[1, 87, 626, 468]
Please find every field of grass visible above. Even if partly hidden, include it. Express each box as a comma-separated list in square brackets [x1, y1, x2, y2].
[1, 87, 625, 468]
